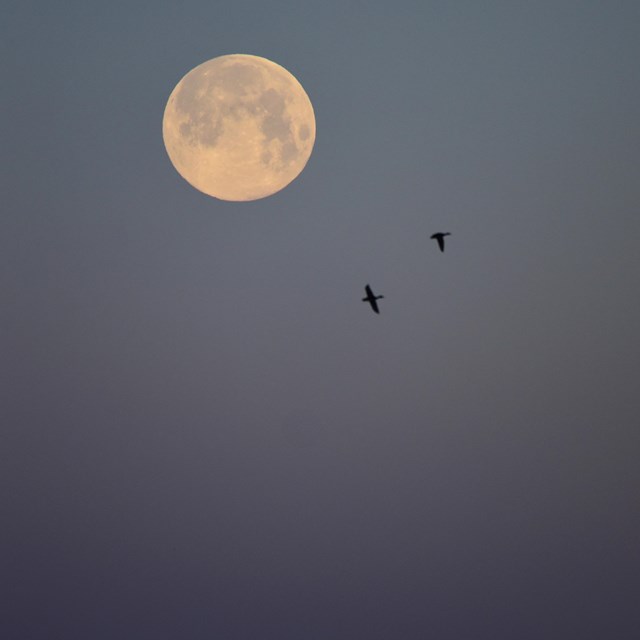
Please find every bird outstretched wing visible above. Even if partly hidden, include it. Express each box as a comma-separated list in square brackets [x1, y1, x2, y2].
[363, 285, 381, 313]
[430, 232, 448, 252]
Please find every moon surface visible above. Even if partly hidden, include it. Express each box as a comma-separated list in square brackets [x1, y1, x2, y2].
[162, 54, 316, 201]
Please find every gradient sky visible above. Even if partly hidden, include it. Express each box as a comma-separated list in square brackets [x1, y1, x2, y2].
[3, 2, 640, 638]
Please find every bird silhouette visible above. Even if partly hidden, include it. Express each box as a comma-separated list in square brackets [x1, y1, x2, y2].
[430, 232, 451, 252]
[362, 284, 384, 314]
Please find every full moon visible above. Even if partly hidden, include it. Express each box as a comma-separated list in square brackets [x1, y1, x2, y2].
[162, 54, 316, 201]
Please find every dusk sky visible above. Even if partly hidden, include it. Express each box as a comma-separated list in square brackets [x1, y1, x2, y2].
[3, 2, 640, 638]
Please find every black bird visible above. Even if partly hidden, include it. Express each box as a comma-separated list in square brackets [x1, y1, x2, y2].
[430, 232, 451, 252]
[362, 284, 384, 314]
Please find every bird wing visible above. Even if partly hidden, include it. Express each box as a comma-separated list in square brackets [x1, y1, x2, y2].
[436, 235, 444, 252]
[369, 298, 380, 314]
[365, 284, 373, 297]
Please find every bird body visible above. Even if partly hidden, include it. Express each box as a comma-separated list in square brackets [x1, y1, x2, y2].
[362, 284, 384, 314]
[430, 232, 451, 252]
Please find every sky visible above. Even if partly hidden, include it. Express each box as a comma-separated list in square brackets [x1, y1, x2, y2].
[2, 1, 640, 638]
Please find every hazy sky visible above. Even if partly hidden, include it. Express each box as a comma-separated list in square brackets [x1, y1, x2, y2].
[3, 1, 640, 638]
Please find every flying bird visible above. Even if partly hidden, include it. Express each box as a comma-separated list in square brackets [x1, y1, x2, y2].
[430, 232, 451, 253]
[362, 284, 384, 314]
